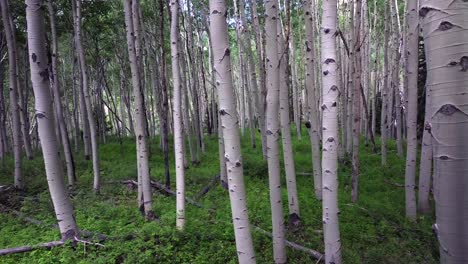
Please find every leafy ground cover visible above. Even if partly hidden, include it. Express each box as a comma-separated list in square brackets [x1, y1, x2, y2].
[0, 130, 438, 263]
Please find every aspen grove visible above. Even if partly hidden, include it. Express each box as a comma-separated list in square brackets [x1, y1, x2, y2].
[0, 0, 466, 263]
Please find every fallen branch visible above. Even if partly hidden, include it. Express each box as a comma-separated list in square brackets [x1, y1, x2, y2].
[194, 175, 220, 200]
[383, 179, 405, 188]
[252, 226, 323, 260]
[297, 172, 313, 176]
[0, 241, 64, 256]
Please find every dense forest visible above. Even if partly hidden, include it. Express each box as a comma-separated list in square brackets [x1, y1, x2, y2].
[0, 0, 466, 263]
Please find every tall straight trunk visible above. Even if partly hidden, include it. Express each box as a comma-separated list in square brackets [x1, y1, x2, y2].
[321, 0, 342, 262]
[248, 0, 267, 159]
[47, 1, 76, 187]
[289, 28, 301, 140]
[351, 0, 363, 203]
[391, 0, 403, 157]
[265, 0, 287, 262]
[304, 0, 322, 200]
[0, 61, 6, 159]
[25, 0, 79, 240]
[123, 0, 154, 219]
[403, 0, 418, 220]
[170, 0, 186, 230]
[381, 1, 390, 166]
[418, 87, 432, 216]
[209, 1, 256, 261]
[421, 1, 468, 262]
[74, 0, 100, 191]
[278, 17, 300, 219]
[0, 0, 23, 189]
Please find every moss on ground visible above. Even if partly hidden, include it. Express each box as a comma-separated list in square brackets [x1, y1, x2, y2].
[0, 129, 438, 263]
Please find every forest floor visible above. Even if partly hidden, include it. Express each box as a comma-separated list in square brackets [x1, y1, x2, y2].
[0, 129, 438, 263]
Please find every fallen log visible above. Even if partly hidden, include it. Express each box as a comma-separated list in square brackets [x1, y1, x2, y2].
[383, 179, 405, 188]
[0, 241, 64, 256]
[194, 175, 220, 200]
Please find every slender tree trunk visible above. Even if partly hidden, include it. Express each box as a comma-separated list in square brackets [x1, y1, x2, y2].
[74, 0, 100, 191]
[0, 61, 6, 159]
[47, 1, 76, 187]
[321, 0, 342, 262]
[123, 0, 155, 219]
[265, 0, 287, 262]
[421, 1, 468, 262]
[351, 0, 363, 203]
[209, 1, 256, 261]
[25, 0, 79, 240]
[278, 17, 300, 219]
[0, 0, 23, 189]
[304, 0, 322, 200]
[418, 88, 432, 216]
[381, 1, 390, 166]
[170, 0, 186, 230]
[403, 0, 418, 220]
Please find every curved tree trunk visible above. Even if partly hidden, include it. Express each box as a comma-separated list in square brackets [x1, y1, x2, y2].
[47, 1, 76, 188]
[209, 1, 256, 261]
[74, 0, 100, 192]
[0, 0, 23, 189]
[25, 0, 79, 240]
[321, 0, 342, 262]
[265, 0, 287, 262]
[170, 0, 186, 230]
[421, 1, 468, 262]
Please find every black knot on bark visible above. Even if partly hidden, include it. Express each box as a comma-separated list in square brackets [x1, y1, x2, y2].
[438, 104, 458, 116]
[39, 69, 49, 81]
[331, 85, 338, 91]
[266, 130, 273, 135]
[439, 155, 450, 161]
[332, 102, 337, 107]
[305, 121, 311, 129]
[321, 104, 327, 110]
[32, 53, 37, 63]
[324, 28, 330, 34]
[211, 9, 220, 15]
[438, 21, 453, 31]
[219, 109, 227, 115]
[235, 161, 241, 167]
[460, 56, 468, 71]
[327, 137, 334, 142]
[325, 58, 335, 64]
[419, 7, 433, 18]
[323, 70, 329, 76]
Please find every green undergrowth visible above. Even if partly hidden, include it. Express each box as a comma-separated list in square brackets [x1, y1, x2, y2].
[0, 128, 438, 263]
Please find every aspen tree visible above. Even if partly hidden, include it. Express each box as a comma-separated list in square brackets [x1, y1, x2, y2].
[421, 1, 468, 262]
[25, 0, 79, 240]
[403, 0, 418, 220]
[210, 1, 256, 262]
[418, 87, 432, 215]
[0, 0, 23, 189]
[170, 0, 186, 230]
[123, 0, 154, 219]
[304, 0, 322, 200]
[321, 0, 342, 262]
[264, 0, 287, 262]
[381, 0, 390, 166]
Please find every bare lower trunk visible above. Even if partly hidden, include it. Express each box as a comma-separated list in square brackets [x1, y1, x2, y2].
[25, 0, 79, 240]
[421, 0, 468, 262]
[321, 0, 342, 262]
[418, 87, 432, 215]
[170, 0, 185, 230]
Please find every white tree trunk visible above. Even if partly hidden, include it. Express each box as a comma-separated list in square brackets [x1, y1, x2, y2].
[170, 0, 186, 230]
[403, 0, 418, 220]
[25, 0, 79, 240]
[123, 0, 154, 219]
[209, 1, 256, 262]
[265, 0, 287, 262]
[321, 0, 342, 263]
[304, 0, 322, 200]
[418, 87, 432, 215]
[278, 18, 300, 218]
[0, 0, 23, 189]
[381, 1, 390, 166]
[421, 0, 468, 262]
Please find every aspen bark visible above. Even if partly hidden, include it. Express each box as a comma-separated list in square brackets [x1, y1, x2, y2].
[74, 0, 100, 192]
[0, 0, 23, 189]
[421, 0, 468, 262]
[321, 0, 342, 262]
[123, 0, 154, 219]
[403, 0, 418, 220]
[278, 17, 300, 218]
[170, 0, 186, 230]
[25, 0, 79, 240]
[47, 1, 76, 187]
[210, 1, 256, 261]
[264, 0, 287, 262]
[381, 1, 390, 166]
[418, 87, 432, 215]
[304, 0, 322, 200]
